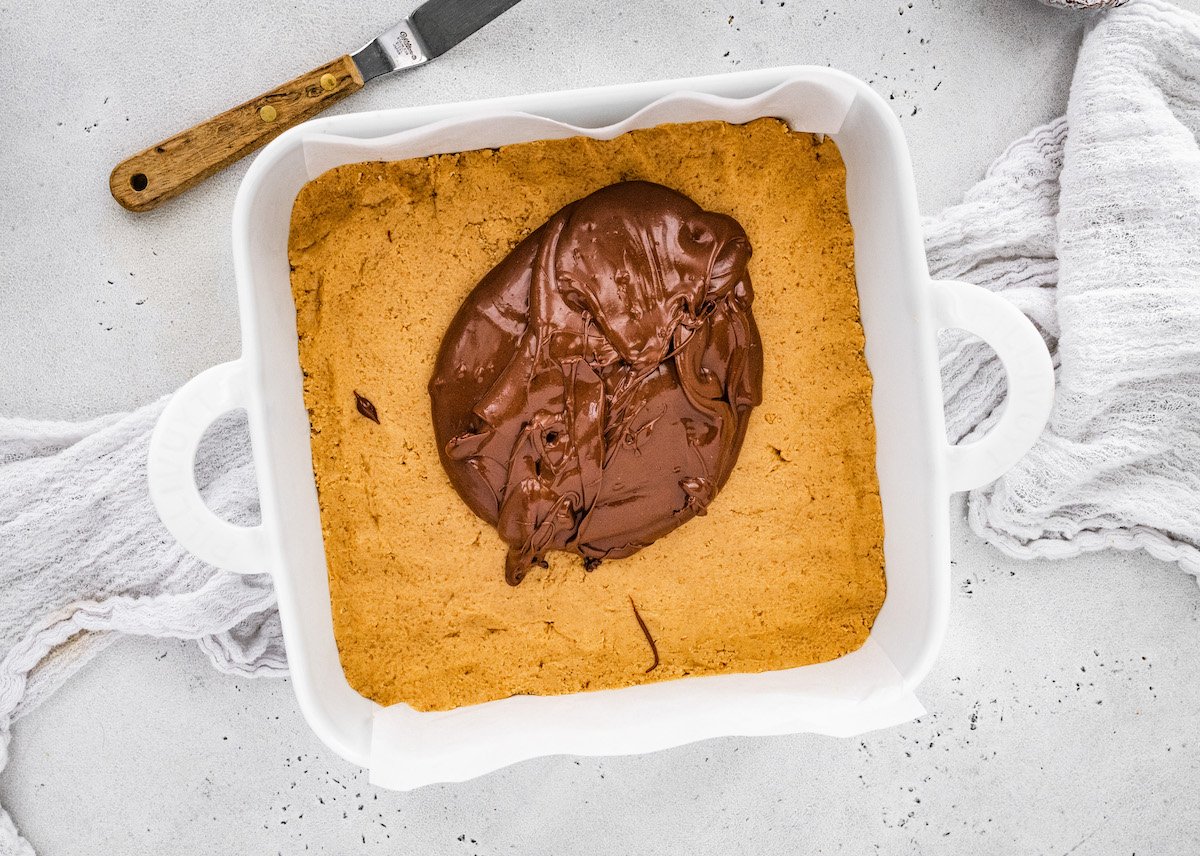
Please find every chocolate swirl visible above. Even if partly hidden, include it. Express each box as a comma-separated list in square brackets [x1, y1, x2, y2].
[429, 181, 763, 584]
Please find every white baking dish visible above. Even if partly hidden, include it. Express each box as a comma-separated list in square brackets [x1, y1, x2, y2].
[147, 66, 1054, 789]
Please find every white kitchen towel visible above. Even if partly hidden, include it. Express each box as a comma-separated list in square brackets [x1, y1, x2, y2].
[928, 0, 1200, 575]
[0, 406, 285, 856]
[1, 0, 1198, 852]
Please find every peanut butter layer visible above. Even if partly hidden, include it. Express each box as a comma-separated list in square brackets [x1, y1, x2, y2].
[288, 118, 885, 712]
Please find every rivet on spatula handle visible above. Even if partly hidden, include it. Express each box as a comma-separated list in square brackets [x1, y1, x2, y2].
[109, 55, 364, 212]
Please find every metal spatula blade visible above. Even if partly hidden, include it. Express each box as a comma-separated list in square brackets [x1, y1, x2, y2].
[354, 0, 523, 80]
[412, 0, 525, 57]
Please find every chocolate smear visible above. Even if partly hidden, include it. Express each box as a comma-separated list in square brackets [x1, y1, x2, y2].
[629, 596, 659, 673]
[354, 390, 380, 423]
[429, 181, 763, 584]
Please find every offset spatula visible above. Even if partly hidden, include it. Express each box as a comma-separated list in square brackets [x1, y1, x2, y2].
[109, 0, 522, 212]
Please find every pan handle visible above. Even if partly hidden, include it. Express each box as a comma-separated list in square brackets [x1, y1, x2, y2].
[930, 280, 1055, 493]
[147, 360, 270, 573]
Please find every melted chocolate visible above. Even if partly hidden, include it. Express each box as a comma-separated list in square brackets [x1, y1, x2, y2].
[429, 181, 763, 584]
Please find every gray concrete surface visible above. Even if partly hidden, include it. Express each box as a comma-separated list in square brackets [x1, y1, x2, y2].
[2, 0, 1199, 853]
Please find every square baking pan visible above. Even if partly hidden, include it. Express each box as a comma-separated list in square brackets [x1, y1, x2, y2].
[147, 65, 1054, 788]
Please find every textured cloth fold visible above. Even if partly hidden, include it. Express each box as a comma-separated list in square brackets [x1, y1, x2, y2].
[0, 404, 285, 855]
[1, 1, 1199, 852]
[928, 0, 1200, 575]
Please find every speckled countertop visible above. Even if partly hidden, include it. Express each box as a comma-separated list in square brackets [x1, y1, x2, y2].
[2, 1, 1199, 853]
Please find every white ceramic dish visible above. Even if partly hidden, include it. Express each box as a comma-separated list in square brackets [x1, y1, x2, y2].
[148, 66, 1054, 789]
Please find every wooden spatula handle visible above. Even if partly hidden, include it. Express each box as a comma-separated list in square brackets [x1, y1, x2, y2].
[109, 55, 364, 212]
